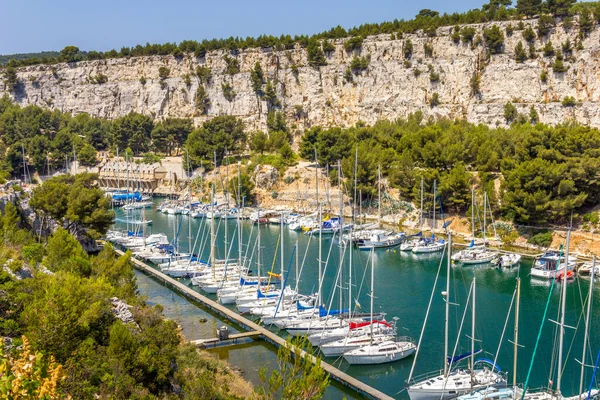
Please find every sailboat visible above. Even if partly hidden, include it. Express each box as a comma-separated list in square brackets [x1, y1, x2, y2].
[412, 180, 446, 254]
[342, 249, 416, 365]
[407, 233, 507, 400]
[401, 177, 425, 251]
[355, 165, 405, 250]
[458, 236, 600, 400]
[452, 189, 497, 265]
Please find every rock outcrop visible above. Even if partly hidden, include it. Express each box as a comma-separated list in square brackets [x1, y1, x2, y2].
[3, 18, 600, 128]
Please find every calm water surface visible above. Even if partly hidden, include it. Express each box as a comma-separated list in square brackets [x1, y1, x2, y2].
[121, 203, 600, 399]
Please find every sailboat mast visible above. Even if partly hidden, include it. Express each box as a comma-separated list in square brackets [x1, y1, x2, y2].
[314, 148, 318, 211]
[471, 278, 476, 370]
[579, 256, 595, 398]
[318, 202, 323, 307]
[420, 177, 424, 228]
[353, 145, 358, 225]
[370, 248, 375, 345]
[513, 277, 521, 388]
[224, 150, 228, 261]
[257, 204, 261, 279]
[557, 228, 571, 393]
[444, 233, 452, 377]
[348, 223, 353, 317]
[210, 152, 216, 277]
[471, 188, 475, 241]
[338, 160, 343, 317]
[433, 180, 437, 235]
[295, 238, 299, 290]
[483, 191, 487, 244]
[359, 190, 362, 224]
[280, 213, 284, 280]
[237, 162, 242, 266]
[186, 150, 192, 253]
[378, 165, 381, 227]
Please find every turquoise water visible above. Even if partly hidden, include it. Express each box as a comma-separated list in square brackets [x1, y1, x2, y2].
[118, 204, 600, 399]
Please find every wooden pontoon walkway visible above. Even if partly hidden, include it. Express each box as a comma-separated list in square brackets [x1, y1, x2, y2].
[190, 331, 262, 348]
[116, 249, 394, 400]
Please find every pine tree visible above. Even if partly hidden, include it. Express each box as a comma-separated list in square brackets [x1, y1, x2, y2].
[547, 0, 576, 17]
[516, 0, 542, 17]
[307, 39, 327, 67]
[515, 41, 527, 62]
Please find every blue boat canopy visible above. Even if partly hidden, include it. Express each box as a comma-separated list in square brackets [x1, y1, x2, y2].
[297, 302, 315, 310]
[113, 192, 142, 201]
[447, 349, 482, 365]
[319, 305, 349, 317]
[257, 289, 279, 299]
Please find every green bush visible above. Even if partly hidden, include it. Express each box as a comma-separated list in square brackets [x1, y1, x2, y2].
[158, 66, 170, 79]
[504, 102, 518, 123]
[527, 231, 553, 247]
[515, 41, 527, 63]
[461, 27, 476, 43]
[537, 15, 554, 37]
[195, 86, 211, 114]
[483, 25, 504, 54]
[562, 96, 576, 107]
[403, 38, 413, 60]
[553, 59, 568, 73]
[307, 39, 327, 67]
[195, 65, 212, 83]
[429, 92, 440, 107]
[350, 55, 369, 72]
[344, 36, 363, 52]
[89, 73, 108, 84]
[543, 41, 554, 57]
[424, 42, 434, 57]
[523, 26, 536, 43]
[223, 55, 240, 74]
[451, 26, 461, 43]
[221, 82, 236, 101]
[322, 39, 335, 53]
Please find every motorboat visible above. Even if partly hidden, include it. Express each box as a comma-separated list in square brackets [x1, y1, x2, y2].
[531, 250, 577, 279]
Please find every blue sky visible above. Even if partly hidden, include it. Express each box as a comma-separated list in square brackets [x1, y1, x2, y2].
[1, 0, 489, 55]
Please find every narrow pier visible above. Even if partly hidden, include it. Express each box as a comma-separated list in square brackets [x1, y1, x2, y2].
[117, 249, 394, 400]
[191, 331, 262, 349]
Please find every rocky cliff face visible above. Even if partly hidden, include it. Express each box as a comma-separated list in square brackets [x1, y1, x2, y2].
[3, 18, 600, 129]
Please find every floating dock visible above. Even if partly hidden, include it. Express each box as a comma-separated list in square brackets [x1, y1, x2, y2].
[191, 331, 261, 349]
[116, 249, 394, 400]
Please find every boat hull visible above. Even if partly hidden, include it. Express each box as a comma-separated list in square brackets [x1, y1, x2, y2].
[343, 345, 415, 365]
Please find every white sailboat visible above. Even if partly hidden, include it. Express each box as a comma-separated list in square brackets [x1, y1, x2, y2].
[356, 166, 405, 250]
[342, 249, 416, 365]
[401, 177, 425, 251]
[412, 180, 446, 254]
[458, 239, 599, 400]
[407, 233, 507, 400]
[452, 190, 497, 265]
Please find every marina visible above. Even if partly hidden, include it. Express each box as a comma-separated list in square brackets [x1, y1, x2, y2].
[110, 200, 600, 399]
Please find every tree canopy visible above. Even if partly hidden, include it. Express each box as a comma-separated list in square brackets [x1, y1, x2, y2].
[30, 173, 114, 239]
[186, 115, 246, 167]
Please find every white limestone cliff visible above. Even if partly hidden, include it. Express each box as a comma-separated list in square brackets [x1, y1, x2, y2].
[2, 18, 599, 129]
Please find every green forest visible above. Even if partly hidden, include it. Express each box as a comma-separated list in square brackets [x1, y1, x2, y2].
[1, 0, 598, 68]
[0, 186, 243, 398]
[0, 95, 599, 226]
[0, 175, 328, 399]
